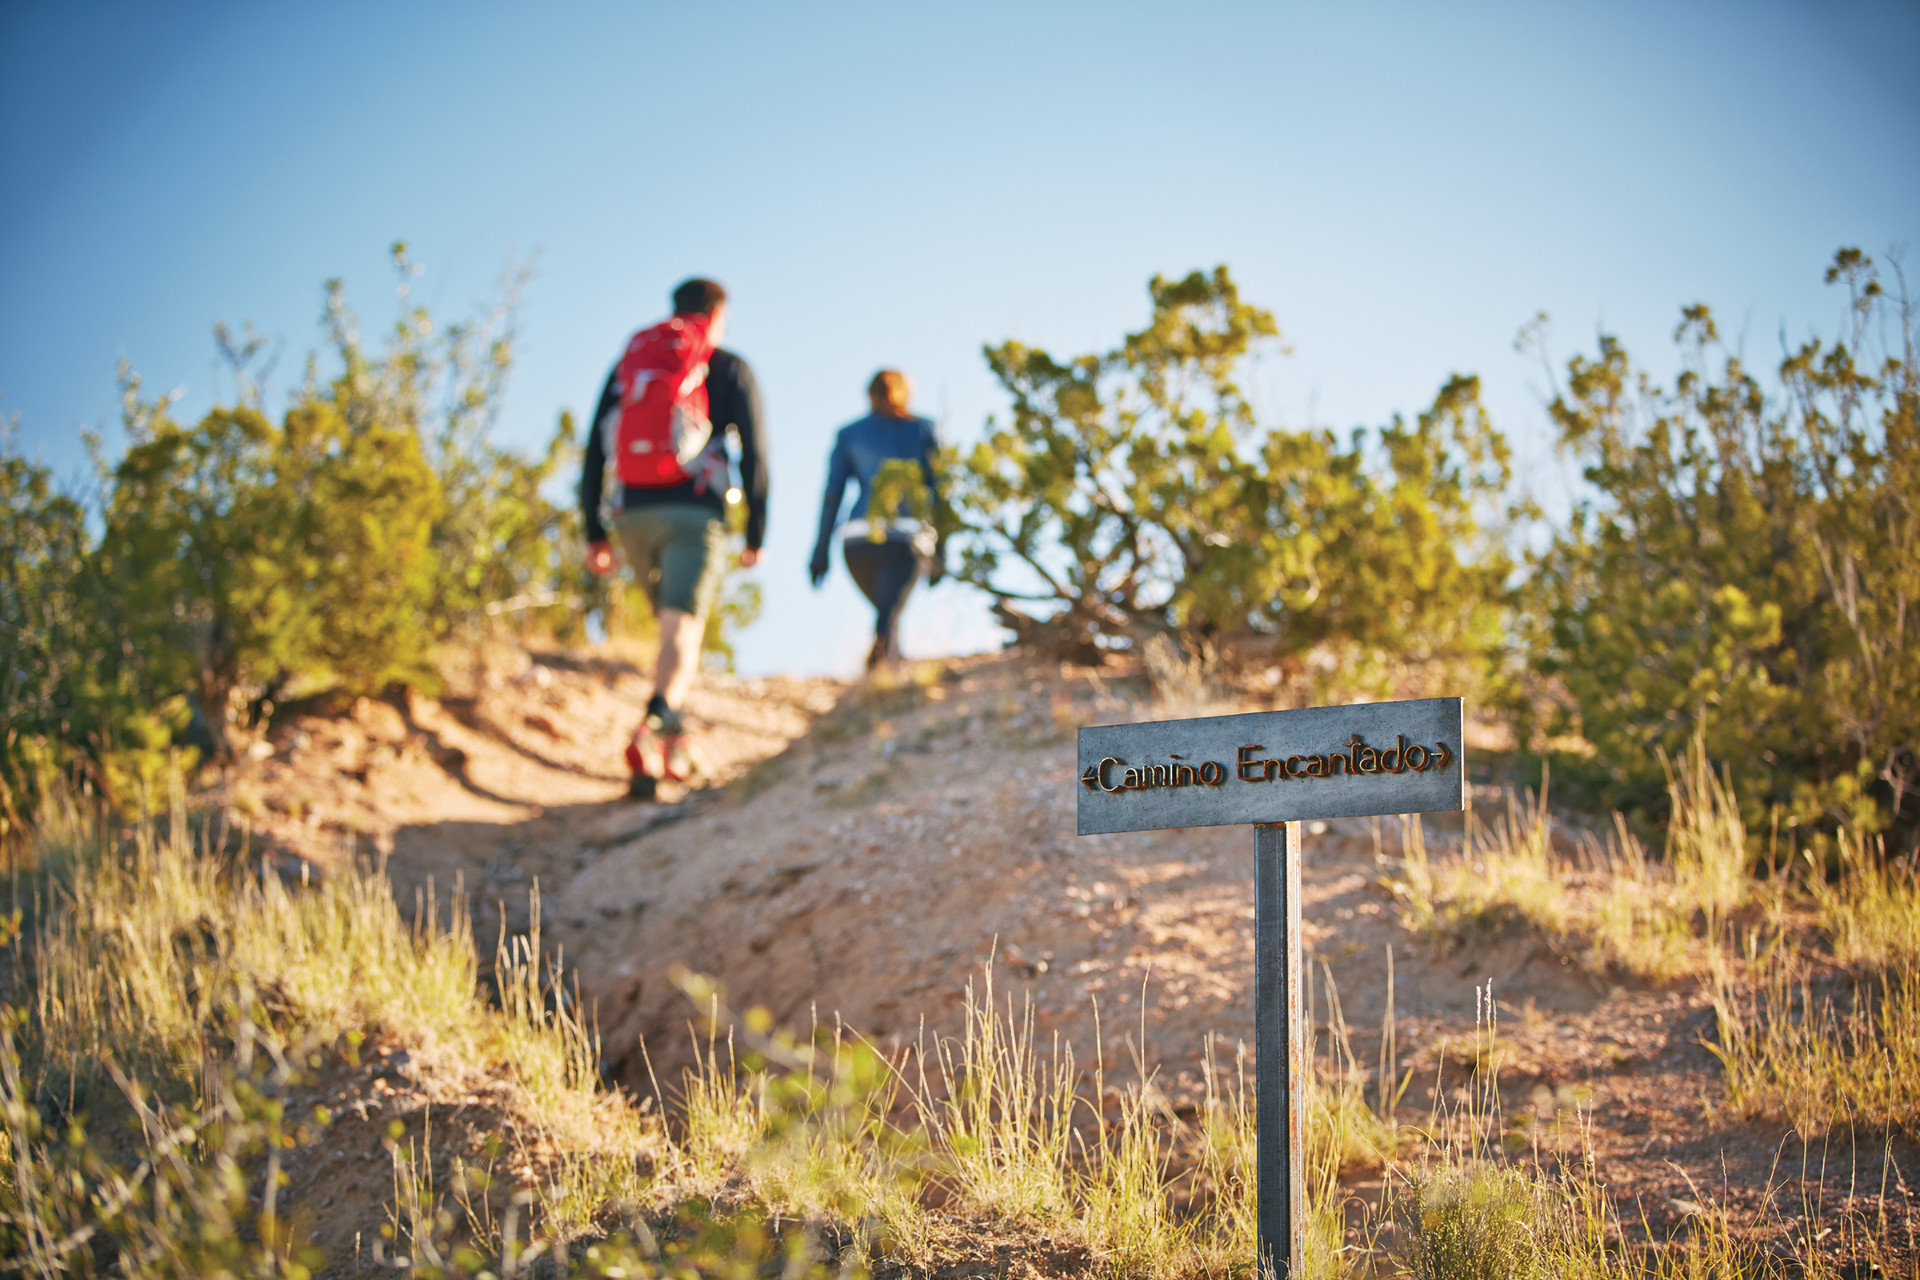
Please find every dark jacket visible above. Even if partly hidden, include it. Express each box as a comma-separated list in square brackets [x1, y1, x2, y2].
[579, 345, 768, 549]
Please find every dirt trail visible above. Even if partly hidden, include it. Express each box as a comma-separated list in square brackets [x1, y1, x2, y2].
[238, 644, 840, 945]
[243, 643, 1918, 1254]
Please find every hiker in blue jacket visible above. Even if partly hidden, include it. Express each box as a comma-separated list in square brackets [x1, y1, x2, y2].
[809, 370, 948, 673]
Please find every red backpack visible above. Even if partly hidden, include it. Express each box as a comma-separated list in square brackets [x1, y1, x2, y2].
[612, 314, 716, 488]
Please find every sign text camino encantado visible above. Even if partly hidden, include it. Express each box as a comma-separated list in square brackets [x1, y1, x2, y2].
[1082, 732, 1454, 793]
[1075, 697, 1462, 836]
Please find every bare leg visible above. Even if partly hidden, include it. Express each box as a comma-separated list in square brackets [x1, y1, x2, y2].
[653, 606, 705, 709]
[625, 605, 707, 795]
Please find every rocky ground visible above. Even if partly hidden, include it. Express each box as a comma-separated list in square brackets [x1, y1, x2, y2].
[235, 641, 1918, 1267]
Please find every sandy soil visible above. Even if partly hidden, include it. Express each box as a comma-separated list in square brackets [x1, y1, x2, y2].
[239, 643, 1918, 1268]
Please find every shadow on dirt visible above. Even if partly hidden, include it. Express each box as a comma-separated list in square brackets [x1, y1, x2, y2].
[435, 693, 632, 783]
[528, 648, 646, 682]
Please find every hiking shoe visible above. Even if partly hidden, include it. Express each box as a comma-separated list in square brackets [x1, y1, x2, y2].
[627, 706, 694, 786]
[626, 771, 659, 802]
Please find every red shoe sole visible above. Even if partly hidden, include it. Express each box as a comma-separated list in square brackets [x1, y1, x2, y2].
[659, 736, 692, 782]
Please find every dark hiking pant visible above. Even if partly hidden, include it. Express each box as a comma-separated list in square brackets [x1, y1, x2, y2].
[842, 536, 921, 660]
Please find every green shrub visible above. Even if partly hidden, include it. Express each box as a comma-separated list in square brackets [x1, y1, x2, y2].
[1526, 249, 1919, 844]
[317, 245, 580, 640]
[952, 267, 1522, 680]
[97, 392, 444, 761]
[0, 421, 186, 830]
[0, 245, 590, 822]
[1, 436, 92, 835]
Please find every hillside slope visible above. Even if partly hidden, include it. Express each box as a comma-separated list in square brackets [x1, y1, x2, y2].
[240, 643, 1915, 1256]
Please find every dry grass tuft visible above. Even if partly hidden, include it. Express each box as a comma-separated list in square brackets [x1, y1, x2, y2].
[1809, 829, 1920, 972]
[1708, 948, 1920, 1139]
[1388, 744, 1753, 984]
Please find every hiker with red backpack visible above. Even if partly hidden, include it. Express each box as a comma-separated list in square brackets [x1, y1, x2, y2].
[581, 278, 767, 799]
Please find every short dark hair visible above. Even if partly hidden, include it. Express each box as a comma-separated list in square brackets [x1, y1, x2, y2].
[671, 278, 727, 316]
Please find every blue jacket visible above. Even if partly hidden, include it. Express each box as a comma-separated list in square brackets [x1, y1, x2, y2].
[810, 413, 944, 574]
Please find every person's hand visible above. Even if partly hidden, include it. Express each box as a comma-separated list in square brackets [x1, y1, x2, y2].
[739, 546, 760, 569]
[585, 540, 615, 577]
[808, 554, 828, 589]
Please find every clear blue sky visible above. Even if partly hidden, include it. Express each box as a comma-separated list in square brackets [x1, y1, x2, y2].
[5, 1, 1917, 676]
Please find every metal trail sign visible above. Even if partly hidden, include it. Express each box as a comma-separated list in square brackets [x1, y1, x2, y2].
[1077, 697, 1464, 1279]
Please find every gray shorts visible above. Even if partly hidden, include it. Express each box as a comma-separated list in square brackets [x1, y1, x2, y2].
[610, 504, 728, 617]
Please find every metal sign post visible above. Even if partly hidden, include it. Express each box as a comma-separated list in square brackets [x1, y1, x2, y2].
[1077, 697, 1464, 1279]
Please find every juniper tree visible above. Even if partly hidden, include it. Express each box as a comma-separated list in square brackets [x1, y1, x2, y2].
[951, 267, 1520, 680]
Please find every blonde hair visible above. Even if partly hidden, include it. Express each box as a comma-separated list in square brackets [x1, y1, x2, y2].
[867, 369, 912, 418]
